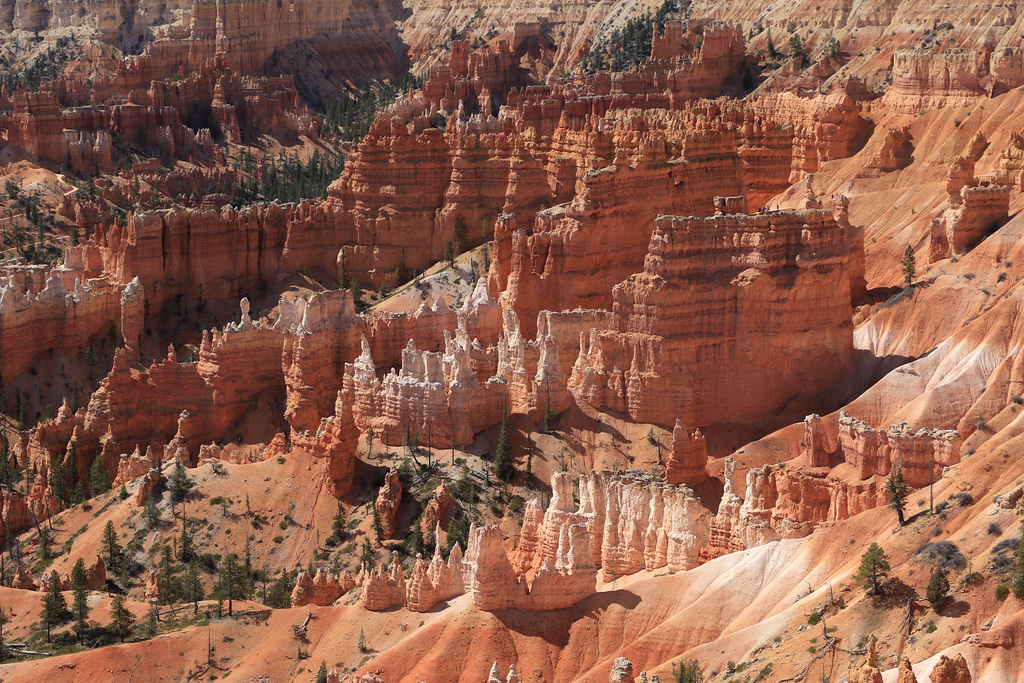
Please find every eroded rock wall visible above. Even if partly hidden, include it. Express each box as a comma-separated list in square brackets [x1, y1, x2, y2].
[571, 208, 857, 429]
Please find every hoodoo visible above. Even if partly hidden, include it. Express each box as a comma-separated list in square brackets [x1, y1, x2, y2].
[0, 1, 1022, 681]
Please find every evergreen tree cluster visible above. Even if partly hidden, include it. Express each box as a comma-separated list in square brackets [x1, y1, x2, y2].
[231, 150, 344, 206]
[319, 73, 423, 142]
[581, 0, 681, 73]
[51, 445, 85, 508]
[3, 185, 60, 265]
[0, 35, 80, 93]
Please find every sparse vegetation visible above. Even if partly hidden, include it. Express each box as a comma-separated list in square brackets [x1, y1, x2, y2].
[0, 35, 80, 93]
[914, 541, 966, 571]
[319, 73, 423, 141]
[581, 0, 681, 73]
[673, 660, 703, 683]
[901, 245, 916, 287]
[231, 149, 345, 206]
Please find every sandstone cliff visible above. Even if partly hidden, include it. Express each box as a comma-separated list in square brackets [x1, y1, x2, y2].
[571, 207, 858, 430]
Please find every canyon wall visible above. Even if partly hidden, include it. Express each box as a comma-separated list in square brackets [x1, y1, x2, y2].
[805, 411, 962, 487]
[571, 206, 858, 430]
[2, 0, 404, 97]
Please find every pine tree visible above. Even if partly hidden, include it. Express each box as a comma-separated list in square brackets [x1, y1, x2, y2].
[52, 456, 69, 507]
[159, 545, 174, 605]
[89, 455, 110, 497]
[856, 543, 891, 596]
[180, 519, 195, 562]
[102, 520, 122, 577]
[767, 29, 778, 58]
[316, 661, 330, 683]
[358, 628, 368, 653]
[0, 434, 21, 489]
[71, 558, 89, 642]
[494, 401, 514, 482]
[372, 499, 384, 545]
[927, 566, 950, 612]
[446, 513, 470, 556]
[242, 538, 254, 599]
[901, 245, 916, 287]
[266, 571, 293, 608]
[788, 33, 805, 57]
[395, 248, 407, 282]
[184, 561, 204, 614]
[886, 460, 910, 526]
[443, 240, 455, 269]
[42, 569, 70, 642]
[215, 553, 242, 616]
[360, 537, 376, 569]
[168, 458, 193, 507]
[109, 594, 135, 642]
[37, 527, 51, 561]
[144, 495, 159, 529]
[0, 605, 9, 662]
[349, 277, 367, 313]
[327, 501, 346, 547]
[146, 601, 159, 638]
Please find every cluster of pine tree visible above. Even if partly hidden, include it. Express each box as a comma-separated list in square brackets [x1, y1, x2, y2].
[3, 181, 60, 265]
[581, 0, 681, 73]
[319, 72, 423, 142]
[230, 150, 344, 206]
[0, 34, 80, 93]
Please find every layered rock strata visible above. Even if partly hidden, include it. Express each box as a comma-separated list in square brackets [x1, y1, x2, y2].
[291, 568, 357, 607]
[406, 526, 466, 612]
[360, 551, 407, 611]
[571, 207, 858, 429]
[662, 420, 708, 487]
[929, 152, 1010, 262]
[374, 468, 403, 539]
[805, 412, 962, 487]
